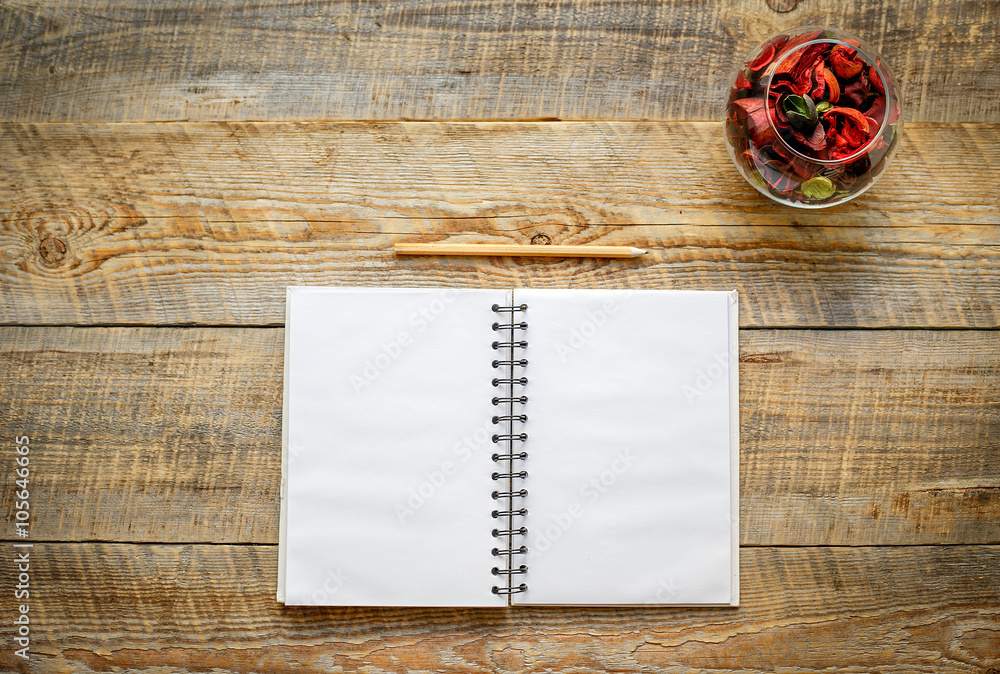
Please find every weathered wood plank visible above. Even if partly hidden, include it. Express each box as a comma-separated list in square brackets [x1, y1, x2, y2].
[0, 543, 996, 673]
[0, 0, 997, 122]
[1, 121, 998, 327]
[1, 327, 996, 546]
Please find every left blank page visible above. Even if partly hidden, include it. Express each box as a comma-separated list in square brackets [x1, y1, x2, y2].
[280, 287, 508, 606]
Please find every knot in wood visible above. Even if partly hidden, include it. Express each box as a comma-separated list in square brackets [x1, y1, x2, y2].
[766, 0, 799, 12]
[530, 234, 552, 245]
[39, 236, 68, 265]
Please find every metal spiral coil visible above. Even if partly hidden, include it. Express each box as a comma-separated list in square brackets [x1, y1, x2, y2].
[492, 583, 528, 595]
[492, 452, 527, 461]
[491, 414, 527, 424]
[492, 565, 527, 576]
[492, 395, 527, 405]
[490, 302, 529, 597]
[492, 340, 527, 349]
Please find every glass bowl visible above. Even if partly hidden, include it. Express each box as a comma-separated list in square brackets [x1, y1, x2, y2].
[724, 27, 902, 208]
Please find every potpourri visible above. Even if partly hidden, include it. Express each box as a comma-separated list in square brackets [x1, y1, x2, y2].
[725, 28, 901, 207]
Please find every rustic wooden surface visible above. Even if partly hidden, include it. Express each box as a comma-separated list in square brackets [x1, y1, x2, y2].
[1, 327, 997, 547]
[1, 0, 999, 671]
[1, 122, 998, 327]
[0, 544, 997, 673]
[1, 0, 998, 122]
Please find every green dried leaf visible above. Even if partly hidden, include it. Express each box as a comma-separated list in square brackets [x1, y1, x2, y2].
[782, 94, 818, 130]
[815, 101, 832, 114]
[800, 175, 836, 200]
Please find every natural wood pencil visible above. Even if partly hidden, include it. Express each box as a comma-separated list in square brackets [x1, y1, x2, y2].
[394, 243, 647, 258]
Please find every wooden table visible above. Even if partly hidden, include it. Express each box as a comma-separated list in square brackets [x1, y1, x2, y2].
[1, 0, 998, 671]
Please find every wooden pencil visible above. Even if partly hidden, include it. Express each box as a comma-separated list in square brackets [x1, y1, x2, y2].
[394, 243, 647, 258]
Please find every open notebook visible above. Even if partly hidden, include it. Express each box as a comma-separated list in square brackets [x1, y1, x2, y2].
[278, 287, 739, 607]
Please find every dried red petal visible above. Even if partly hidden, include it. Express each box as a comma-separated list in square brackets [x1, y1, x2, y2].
[791, 70, 812, 96]
[771, 100, 789, 127]
[843, 70, 870, 107]
[758, 160, 799, 195]
[788, 154, 820, 179]
[793, 123, 828, 151]
[747, 146, 790, 188]
[774, 41, 823, 82]
[767, 139, 817, 178]
[731, 97, 776, 146]
[748, 43, 776, 72]
[745, 145, 790, 182]
[869, 65, 885, 94]
[774, 50, 804, 78]
[768, 35, 790, 53]
[835, 171, 858, 190]
[830, 45, 864, 79]
[827, 146, 857, 161]
[826, 106, 870, 133]
[844, 124, 867, 147]
[811, 62, 827, 100]
[791, 44, 827, 81]
[886, 98, 901, 124]
[822, 69, 841, 103]
[865, 116, 879, 140]
[732, 97, 765, 116]
[769, 80, 795, 101]
[782, 29, 826, 54]
[734, 69, 752, 92]
[820, 128, 840, 159]
[866, 96, 886, 127]
[823, 106, 871, 152]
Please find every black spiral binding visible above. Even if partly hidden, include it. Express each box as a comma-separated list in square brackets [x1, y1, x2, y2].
[490, 302, 528, 598]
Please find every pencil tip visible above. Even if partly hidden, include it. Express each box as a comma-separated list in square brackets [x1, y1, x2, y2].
[631, 248, 648, 257]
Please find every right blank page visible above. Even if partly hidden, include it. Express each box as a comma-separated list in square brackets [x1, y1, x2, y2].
[515, 289, 738, 605]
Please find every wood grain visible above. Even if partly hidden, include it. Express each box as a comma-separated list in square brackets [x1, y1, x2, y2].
[0, 543, 996, 673]
[0, 1, 995, 670]
[1, 326, 996, 546]
[0, 0, 997, 123]
[1, 121, 998, 327]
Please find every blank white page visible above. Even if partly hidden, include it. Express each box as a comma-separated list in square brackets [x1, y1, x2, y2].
[514, 289, 738, 605]
[280, 287, 508, 606]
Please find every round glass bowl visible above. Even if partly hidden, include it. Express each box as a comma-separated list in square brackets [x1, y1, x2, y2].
[724, 27, 902, 208]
